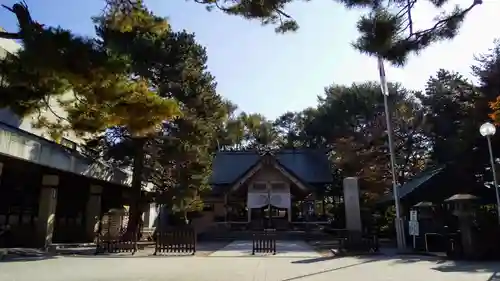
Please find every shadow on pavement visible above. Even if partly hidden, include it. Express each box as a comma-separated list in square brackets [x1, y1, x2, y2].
[289, 254, 500, 280]
[291, 256, 337, 264]
[354, 253, 500, 280]
[432, 260, 500, 274]
[488, 271, 500, 281]
[432, 260, 500, 281]
[1, 248, 57, 263]
[282, 259, 378, 281]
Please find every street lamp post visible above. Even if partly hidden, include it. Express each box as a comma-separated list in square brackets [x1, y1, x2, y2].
[479, 122, 500, 224]
[378, 57, 406, 250]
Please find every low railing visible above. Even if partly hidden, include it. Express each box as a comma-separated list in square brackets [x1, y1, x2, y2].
[252, 229, 277, 255]
[154, 227, 196, 255]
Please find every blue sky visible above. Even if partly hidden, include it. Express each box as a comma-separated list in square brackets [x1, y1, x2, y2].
[1, 0, 499, 119]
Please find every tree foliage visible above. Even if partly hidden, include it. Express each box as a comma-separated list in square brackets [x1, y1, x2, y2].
[194, 0, 483, 65]
[2, 0, 500, 216]
[1, 0, 483, 67]
[0, 1, 179, 140]
[85, 1, 229, 222]
[475, 40, 500, 125]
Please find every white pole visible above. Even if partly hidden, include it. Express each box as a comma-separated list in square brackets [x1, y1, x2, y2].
[378, 57, 406, 250]
[486, 135, 500, 224]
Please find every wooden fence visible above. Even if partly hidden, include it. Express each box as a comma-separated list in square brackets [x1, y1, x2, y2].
[154, 227, 197, 255]
[95, 212, 137, 255]
[252, 229, 277, 255]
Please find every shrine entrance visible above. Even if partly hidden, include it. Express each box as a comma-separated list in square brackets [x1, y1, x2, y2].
[249, 205, 290, 229]
[247, 181, 292, 229]
[217, 149, 332, 232]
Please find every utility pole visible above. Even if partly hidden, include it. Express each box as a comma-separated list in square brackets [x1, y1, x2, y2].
[378, 57, 406, 250]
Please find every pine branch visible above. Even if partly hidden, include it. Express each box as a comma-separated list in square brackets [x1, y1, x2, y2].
[0, 1, 43, 40]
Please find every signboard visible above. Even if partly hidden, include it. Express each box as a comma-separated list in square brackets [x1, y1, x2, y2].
[410, 210, 418, 221]
[409, 221, 419, 236]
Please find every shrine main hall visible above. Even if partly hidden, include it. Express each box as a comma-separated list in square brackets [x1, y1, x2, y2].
[188, 148, 334, 233]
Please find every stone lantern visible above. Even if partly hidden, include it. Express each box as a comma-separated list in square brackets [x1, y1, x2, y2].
[444, 194, 479, 259]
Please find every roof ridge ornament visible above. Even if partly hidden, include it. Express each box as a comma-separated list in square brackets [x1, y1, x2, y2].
[257, 145, 277, 156]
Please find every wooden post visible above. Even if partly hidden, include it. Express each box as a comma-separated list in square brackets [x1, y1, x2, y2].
[86, 185, 102, 241]
[267, 186, 272, 228]
[224, 193, 228, 226]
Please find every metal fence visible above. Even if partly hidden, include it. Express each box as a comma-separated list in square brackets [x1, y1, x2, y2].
[252, 229, 277, 255]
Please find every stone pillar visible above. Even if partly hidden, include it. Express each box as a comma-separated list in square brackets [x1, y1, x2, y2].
[37, 175, 59, 249]
[85, 185, 102, 240]
[343, 177, 362, 241]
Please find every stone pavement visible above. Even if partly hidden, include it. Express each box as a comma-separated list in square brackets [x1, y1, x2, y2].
[210, 240, 321, 257]
[1, 252, 499, 281]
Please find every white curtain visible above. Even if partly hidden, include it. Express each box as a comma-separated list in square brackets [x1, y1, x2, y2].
[247, 192, 291, 209]
[270, 193, 291, 209]
[247, 192, 269, 209]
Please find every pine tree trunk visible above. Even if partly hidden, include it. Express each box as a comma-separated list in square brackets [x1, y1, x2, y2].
[125, 138, 146, 240]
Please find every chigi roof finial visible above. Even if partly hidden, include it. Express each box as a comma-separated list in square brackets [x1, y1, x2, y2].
[257, 145, 277, 156]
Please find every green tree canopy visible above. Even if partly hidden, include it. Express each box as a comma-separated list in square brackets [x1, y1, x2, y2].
[0, 1, 179, 140]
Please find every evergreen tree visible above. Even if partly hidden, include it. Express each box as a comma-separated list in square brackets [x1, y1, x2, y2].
[0, 0, 181, 237]
[1, 0, 483, 66]
[197, 0, 483, 65]
[474, 40, 500, 124]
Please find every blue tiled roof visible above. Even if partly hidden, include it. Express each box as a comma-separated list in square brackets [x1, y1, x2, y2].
[209, 151, 260, 185]
[276, 149, 333, 183]
[209, 149, 333, 185]
[377, 166, 445, 204]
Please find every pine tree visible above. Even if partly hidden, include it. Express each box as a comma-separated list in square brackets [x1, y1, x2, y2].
[0, 0, 181, 238]
[150, 30, 228, 223]
[197, 0, 483, 65]
[94, 1, 229, 225]
[1, 0, 483, 66]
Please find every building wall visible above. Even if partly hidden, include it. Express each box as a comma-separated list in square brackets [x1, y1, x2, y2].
[0, 36, 84, 145]
[0, 92, 84, 145]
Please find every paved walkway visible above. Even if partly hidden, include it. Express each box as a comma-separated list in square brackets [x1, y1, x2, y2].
[209, 240, 321, 257]
[0, 254, 498, 281]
